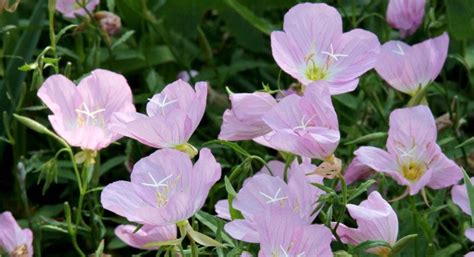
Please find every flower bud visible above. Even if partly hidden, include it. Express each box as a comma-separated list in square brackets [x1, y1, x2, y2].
[95, 11, 121, 36]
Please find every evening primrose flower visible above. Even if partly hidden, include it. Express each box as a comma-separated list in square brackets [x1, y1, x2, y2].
[110, 79, 207, 152]
[354, 105, 462, 195]
[218, 92, 277, 141]
[375, 33, 449, 95]
[451, 177, 474, 241]
[101, 148, 221, 226]
[335, 191, 398, 256]
[115, 224, 177, 250]
[56, 0, 99, 18]
[0, 212, 33, 257]
[37, 69, 135, 150]
[224, 160, 325, 243]
[386, 0, 426, 38]
[271, 3, 380, 95]
[257, 208, 333, 257]
[256, 84, 340, 161]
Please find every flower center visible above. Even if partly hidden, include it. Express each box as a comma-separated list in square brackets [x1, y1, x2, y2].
[401, 161, 426, 181]
[272, 244, 305, 257]
[259, 188, 288, 206]
[148, 94, 177, 115]
[305, 63, 327, 81]
[11, 244, 28, 257]
[75, 102, 106, 127]
[142, 173, 174, 207]
[293, 114, 316, 131]
[321, 44, 348, 61]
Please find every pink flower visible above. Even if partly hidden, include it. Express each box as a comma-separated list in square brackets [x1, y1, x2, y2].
[224, 160, 325, 243]
[38, 69, 135, 150]
[115, 224, 177, 250]
[335, 191, 398, 256]
[466, 229, 474, 242]
[375, 33, 449, 95]
[110, 79, 207, 149]
[257, 84, 340, 160]
[215, 200, 232, 220]
[0, 212, 33, 257]
[354, 105, 462, 195]
[101, 148, 220, 226]
[344, 157, 375, 185]
[271, 3, 380, 95]
[256, 208, 333, 257]
[218, 92, 276, 141]
[56, 0, 99, 19]
[386, 0, 425, 38]
[452, 177, 473, 216]
[466, 252, 474, 257]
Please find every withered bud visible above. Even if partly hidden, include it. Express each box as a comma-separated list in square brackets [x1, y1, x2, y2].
[0, 0, 19, 14]
[94, 11, 121, 36]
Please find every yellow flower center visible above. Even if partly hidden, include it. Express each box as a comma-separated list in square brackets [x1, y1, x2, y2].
[374, 246, 391, 257]
[401, 161, 426, 181]
[305, 64, 327, 81]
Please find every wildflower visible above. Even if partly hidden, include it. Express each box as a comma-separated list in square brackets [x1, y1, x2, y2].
[110, 79, 206, 152]
[386, 0, 426, 38]
[56, 0, 99, 19]
[335, 191, 398, 256]
[115, 224, 177, 250]
[218, 92, 276, 141]
[354, 105, 462, 195]
[257, 208, 333, 257]
[451, 177, 474, 241]
[271, 3, 380, 94]
[257, 84, 340, 160]
[38, 69, 135, 150]
[224, 160, 325, 243]
[375, 33, 449, 95]
[0, 212, 33, 257]
[101, 148, 221, 226]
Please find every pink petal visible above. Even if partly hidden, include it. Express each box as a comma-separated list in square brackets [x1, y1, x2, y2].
[386, 0, 426, 37]
[115, 224, 177, 250]
[426, 151, 462, 189]
[344, 157, 375, 185]
[224, 219, 260, 243]
[327, 29, 381, 84]
[0, 212, 33, 256]
[215, 200, 231, 220]
[465, 228, 474, 242]
[355, 146, 407, 185]
[451, 178, 473, 216]
[56, 0, 99, 18]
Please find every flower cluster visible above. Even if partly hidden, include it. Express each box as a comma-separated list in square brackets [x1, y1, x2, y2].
[5, 1, 470, 256]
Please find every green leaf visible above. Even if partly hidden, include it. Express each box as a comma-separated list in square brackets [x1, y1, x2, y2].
[445, 0, 474, 40]
[18, 62, 38, 72]
[461, 168, 474, 225]
[224, 176, 237, 197]
[224, 0, 276, 35]
[351, 240, 391, 254]
[55, 24, 78, 44]
[344, 132, 387, 145]
[185, 224, 226, 247]
[204, 140, 251, 158]
[348, 179, 376, 201]
[456, 137, 474, 149]
[194, 211, 235, 246]
[144, 238, 184, 248]
[391, 234, 418, 255]
[94, 240, 105, 257]
[111, 30, 136, 50]
[433, 243, 462, 257]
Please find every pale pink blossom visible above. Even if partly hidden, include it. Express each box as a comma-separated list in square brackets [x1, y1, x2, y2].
[354, 105, 462, 195]
[38, 69, 135, 150]
[335, 191, 398, 256]
[271, 3, 380, 94]
[386, 0, 425, 38]
[375, 33, 449, 95]
[224, 160, 325, 243]
[0, 212, 33, 257]
[101, 148, 221, 226]
[344, 157, 375, 185]
[257, 208, 333, 257]
[451, 177, 474, 242]
[115, 224, 177, 250]
[256, 84, 340, 160]
[219, 92, 276, 141]
[110, 79, 207, 149]
[56, 0, 99, 18]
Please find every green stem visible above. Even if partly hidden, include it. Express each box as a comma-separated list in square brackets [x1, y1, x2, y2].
[410, 196, 419, 257]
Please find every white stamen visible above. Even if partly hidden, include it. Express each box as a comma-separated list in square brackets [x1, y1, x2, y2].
[148, 94, 178, 115]
[296, 253, 305, 257]
[321, 44, 348, 61]
[393, 43, 405, 56]
[141, 173, 173, 188]
[75, 102, 105, 119]
[398, 146, 416, 158]
[293, 115, 316, 131]
[259, 188, 288, 204]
